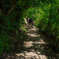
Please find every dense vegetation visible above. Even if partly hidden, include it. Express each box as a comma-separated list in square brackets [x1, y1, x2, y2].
[0, 0, 59, 55]
[24, 0, 59, 52]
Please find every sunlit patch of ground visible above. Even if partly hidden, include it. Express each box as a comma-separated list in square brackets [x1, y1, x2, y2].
[27, 33, 40, 37]
[16, 51, 47, 59]
[24, 41, 33, 48]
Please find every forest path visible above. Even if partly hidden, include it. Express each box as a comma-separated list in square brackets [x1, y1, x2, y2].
[5, 26, 56, 59]
[16, 26, 56, 59]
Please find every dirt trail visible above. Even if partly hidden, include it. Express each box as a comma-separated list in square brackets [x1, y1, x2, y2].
[4, 26, 57, 59]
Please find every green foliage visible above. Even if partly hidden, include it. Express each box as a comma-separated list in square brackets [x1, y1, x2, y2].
[1, 0, 42, 55]
[34, 0, 59, 51]
[0, 0, 27, 55]
[25, 7, 35, 18]
[0, 0, 59, 55]
[24, 0, 59, 52]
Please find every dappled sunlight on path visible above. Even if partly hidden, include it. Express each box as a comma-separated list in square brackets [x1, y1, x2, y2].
[15, 26, 55, 59]
[4, 26, 56, 59]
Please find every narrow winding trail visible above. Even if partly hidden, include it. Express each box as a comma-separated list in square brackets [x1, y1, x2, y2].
[5, 26, 56, 59]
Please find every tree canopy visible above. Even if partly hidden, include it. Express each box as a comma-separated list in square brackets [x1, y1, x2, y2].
[0, 0, 59, 55]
